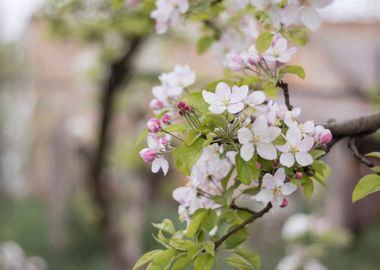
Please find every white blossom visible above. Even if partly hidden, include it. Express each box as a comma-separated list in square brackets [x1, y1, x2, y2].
[202, 82, 248, 114]
[256, 168, 297, 206]
[238, 115, 281, 161]
[277, 127, 315, 167]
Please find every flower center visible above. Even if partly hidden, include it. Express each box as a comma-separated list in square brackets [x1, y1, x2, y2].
[222, 96, 230, 105]
[272, 185, 282, 195]
[290, 146, 299, 154]
[273, 48, 281, 58]
[252, 135, 262, 144]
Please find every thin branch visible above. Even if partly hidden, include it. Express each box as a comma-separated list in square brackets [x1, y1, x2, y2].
[214, 203, 272, 250]
[347, 137, 374, 168]
[277, 80, 293, 111]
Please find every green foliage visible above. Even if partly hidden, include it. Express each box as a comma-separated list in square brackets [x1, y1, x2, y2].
[235, 155, 260, 185]
[255, 32, 274, 53]
[132, 250, 163, 270]
[279, 65, 305, 80]
[227, 248, 261, 270]
[352, 174, 380, 202]
[194, 253, 215, 270]
[197, 36, 215, 54]
[281, 27, 309, 45]
[225, 227, 249, 249]
[173, 138, 204, 175]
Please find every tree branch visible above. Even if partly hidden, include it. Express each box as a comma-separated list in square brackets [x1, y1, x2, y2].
[214, 203, 272, 250]
[277, 80, 293, 111]
[88, 36, 144, 270]
[347, 137, 374, 168]
[325, 112, 380, 151]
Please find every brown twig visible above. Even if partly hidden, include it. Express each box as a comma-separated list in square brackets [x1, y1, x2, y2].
[347, 137, 374, 168]
[214, 203, 272, 250]
[277, 80, 293, 111]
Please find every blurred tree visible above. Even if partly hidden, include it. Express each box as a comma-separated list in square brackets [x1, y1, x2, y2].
[43, 1, 155, 269]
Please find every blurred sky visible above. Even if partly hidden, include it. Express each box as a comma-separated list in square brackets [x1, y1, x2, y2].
[0, 0, 379, 42]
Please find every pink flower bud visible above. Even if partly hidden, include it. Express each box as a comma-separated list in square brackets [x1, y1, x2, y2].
[147, 118, 161, 133]
[177, 101, 186, 110]
[161, 114, 171, 124]
[139, 148, 156, 162]
[159, 137, 169, 146]
[319, 130, 332, 144]
[295, 172, 303, 180]
[149, 99, 163, 111]
[280, 198, 288, 208]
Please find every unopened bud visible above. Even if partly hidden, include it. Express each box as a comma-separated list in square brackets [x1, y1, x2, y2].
[147, 118, 161, 133]
[139, 148, 156, 162]
[295, 172, 303, 180]
[149, 99, 163, 111]
[280, 198, 288, 208]
[161, 114, 171, 124]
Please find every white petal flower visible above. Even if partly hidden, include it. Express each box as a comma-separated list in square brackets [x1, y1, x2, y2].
[202, 82, 248, 114]
[246, 91, 266, 109]
[277, 127, 315, 167]
[238, 115, 281, 161]
[263, 37, 297, 64]
[256, 168, 297, 206]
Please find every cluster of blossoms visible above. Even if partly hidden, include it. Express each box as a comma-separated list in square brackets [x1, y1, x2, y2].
[224, 33, 297, 74]
[276, 213, 350, 270]
[150, 0, 189, 34]
[139, 65, 196, 175]
[140, 73, 332, 220]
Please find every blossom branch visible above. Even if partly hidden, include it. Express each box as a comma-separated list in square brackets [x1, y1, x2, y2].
[214, 203, 272, 250]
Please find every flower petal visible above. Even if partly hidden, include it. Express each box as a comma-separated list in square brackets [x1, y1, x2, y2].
[215, 82, 231, 98]
[274, 168, 286, 183]
[151, 158, 161, 173]
[253, 115, 268, 135]
[257, 143, 277, 160]
[238, 127, 253, 144]
[247, 91, 265, 106]
[160, 157, 169, 175]
[286, 127, 302, 145]
[281, 183, 297, 196]
[240, 143, 255, 161]
[277, 143, 291, 153]
[272, 194, 284, 206]
[295, 152, 313, 166]
[262, 173, 276, 189]
[209, 105, 226, 114]
[262, 126, 281, 142]
[230, 85, 249, 103]
[202, 90, 217, 104]
[256, 189, 273, 205]
[280, 152, 295, 167]
[298, 137, 314, 152]
[227, 102, 245, 114]
[300, 6, 320, 31]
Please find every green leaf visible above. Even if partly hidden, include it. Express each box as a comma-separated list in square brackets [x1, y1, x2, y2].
[148, 248, 177, 269]
[173, 138, 204, 175]
[186, 129, 201, 146]
[372, 166, 380, 173]
[227, 254, 252, 270]
[281, 27, 309, 46]
[225, 227, 249, 249]
[310, 149, 326, 159]
[186, 209, 207, 238]
[194, 253, 214, 270]
[152, 219, 176, 234]
[172, 254, 192, 270]
[366, 152, 380, 159]
[132, 250, 163, 270]
[165, 124, 187, 132]
[236, 248, 261, 270]
[197, 36, 214, 54]
[169, 239, 195, 251]
[204, 241, 215, 256]
[302, 177, 314, 199]
[352, 174, 380, 202]
[279, 65, 305, 80]
[235, 155, 259, 185]
[256, 32, 274, 53]
[202, 209, 217, 232]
